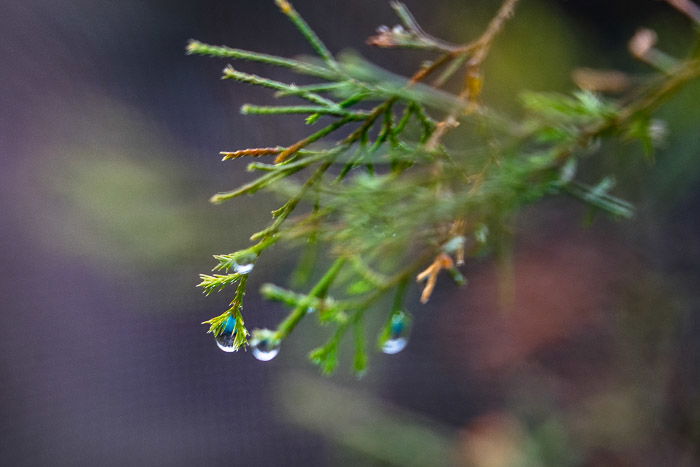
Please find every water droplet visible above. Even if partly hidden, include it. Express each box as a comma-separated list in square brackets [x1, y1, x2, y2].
[381, 311, 410, 355]
[474, 224, 489, 244]
[251, 341, 280, 361]
[215, 316, 237, 352]
[234, 263, 254, 274]
[250, 329, 280, 361]
[306, 307, 316, 314]
[382, 337, 408, 354]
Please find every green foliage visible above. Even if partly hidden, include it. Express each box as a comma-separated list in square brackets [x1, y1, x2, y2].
[190, 0, 700, 373]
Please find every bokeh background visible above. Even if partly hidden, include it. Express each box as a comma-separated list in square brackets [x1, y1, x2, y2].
[2, 0, 699, 465]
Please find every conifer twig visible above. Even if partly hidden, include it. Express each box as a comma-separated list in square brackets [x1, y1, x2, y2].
[191, 0, 700, 373]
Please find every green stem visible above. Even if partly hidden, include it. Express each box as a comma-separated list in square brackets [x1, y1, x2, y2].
[274, 257, 347, 340]
[276, 115, 356, 163]
[223, 66, 337, 107]
[186, 40, 336, 79]
[275, 0, 339, 70]
[209, 167, 300, 203]
[391, 277, 410, 312]
[250, 158, 336, 241]
[241, 104, 368, 119]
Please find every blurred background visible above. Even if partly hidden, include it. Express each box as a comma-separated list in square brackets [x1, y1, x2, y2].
[1, 0, 699, 465]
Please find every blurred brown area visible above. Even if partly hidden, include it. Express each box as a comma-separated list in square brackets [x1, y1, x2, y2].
[1, 0, 699, 466]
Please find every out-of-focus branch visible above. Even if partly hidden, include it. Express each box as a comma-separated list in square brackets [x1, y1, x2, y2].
[666, 0, 700, 24]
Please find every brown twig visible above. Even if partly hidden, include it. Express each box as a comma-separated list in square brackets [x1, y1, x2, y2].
[220, 147, 282, 160]
[426, 0, 522, 150]
[466, 0, 521, 69]
[416, 253, 454, 303]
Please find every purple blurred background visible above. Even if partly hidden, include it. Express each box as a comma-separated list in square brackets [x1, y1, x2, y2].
[2, 1, 699, 465]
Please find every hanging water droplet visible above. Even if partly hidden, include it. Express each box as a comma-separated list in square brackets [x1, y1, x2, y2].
[382, 337, 408, 354]
[306, 307, 316, 314]
[251, 340, 280, 361]
[215, 316, 237, 352]
[381, 311, 410, 355]
[234, 262, 254, 275]
[250, 329, 280, 361]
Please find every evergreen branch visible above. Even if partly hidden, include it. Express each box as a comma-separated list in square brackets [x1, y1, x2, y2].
[260, 283, 335, 312]
[250, 157, 337, 241]
[352, 317, 368, 375]
[193, 0, 700, 373]
[409, 52, 458, 84]
[246, 150, 332, 172]
[275, 81, 354, 97]
[222, 66, 337, 107]
[220, 147, 282, 161]
[367, 2, 462, 53]
[197, 273, 243, 295]
[338, 53, 465, 113]
[186, 40, 337, 79]
[274, 257, 347, 342]
[209, 168, 300, 204]
[274, 0, 339, 70]
[202, 274, 250, 349]
[241, 104, 370, 119]
[349, 257, 389, 287]
[275, 115, 357, 163]
[305, 91, 372, 125]
[212, 235, 278, 272]
[564, 180, 635, 218]
[308, 255, 431, 374]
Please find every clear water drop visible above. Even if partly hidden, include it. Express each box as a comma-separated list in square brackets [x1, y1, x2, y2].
[250, 329, 280, 361]
[215, 316, 237, 352]
[251, 341, 280, 361]
[234, 263, 254, 275]
[306, 307, 316, 314]
[381, 311, 410, 355]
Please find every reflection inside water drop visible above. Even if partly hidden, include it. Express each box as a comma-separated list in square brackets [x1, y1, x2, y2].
[382, 337, 407, 354]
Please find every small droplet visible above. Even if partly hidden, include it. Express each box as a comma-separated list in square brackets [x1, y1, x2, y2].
[250, 329, 280, 361]
[474, 224, 489, 244]
[215, 316, 237, 352]
[251, 340, 280, 361]
[306, 307, 316, 314]
[382, 337, 408, 354]
[381, 311, 410, 355]
[234, 263, 254, 275]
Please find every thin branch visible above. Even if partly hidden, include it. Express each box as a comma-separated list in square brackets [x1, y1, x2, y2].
[466, 0, 521, 68]
[220, 147, 282, 161]
[187, 40, 337, 79]
[666, 0, 700, 24]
